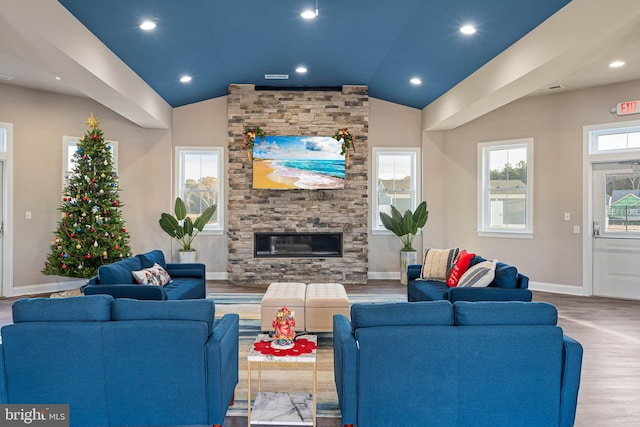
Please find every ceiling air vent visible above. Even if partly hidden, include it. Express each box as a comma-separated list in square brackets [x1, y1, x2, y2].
[536, 84, 564, 93]
[264, 74, 289, 80]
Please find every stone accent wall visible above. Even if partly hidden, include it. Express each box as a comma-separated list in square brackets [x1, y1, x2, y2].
[227, 84, 369, 284]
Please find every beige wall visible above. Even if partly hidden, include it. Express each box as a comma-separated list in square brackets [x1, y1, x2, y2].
[171, 96, 228, 273]
[368, 98, 423, 275]
[0, 84, 172, 291]
[429, 79, 640, 288]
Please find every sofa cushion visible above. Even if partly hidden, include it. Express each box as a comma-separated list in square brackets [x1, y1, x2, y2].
[492, 262, 518, 289]
[112, 298, 215, 335]
[409, 280, 450, 301]
[458, 260, 496, 287]
[420, 248, 459, 281]
[453, 301, 558, 326]
[351, 301, 453, 330]
[132, 263, 172, 286]
[98, 256, 142, 285]
[12, 295, 113, 323]
[447, 250, 475, 287]
[137, 250, 167, 269]
[163, 278, 205, 300]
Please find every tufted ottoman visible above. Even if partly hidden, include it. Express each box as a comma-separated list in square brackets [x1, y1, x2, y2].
[260, 282, 307, 332]
[305, 283, 350, 332]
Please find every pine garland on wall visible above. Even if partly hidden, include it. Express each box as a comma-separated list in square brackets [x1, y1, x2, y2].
[43, 114, 132, 278]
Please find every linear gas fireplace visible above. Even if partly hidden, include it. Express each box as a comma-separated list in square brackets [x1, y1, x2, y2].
[254, 232, 343, 258]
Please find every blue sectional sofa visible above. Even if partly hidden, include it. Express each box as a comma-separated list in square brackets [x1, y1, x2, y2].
[0, 295, 239, 427]
[407, 255, 532, 302]
[84, 249, 206, 299]
[334, 301, 583, 427]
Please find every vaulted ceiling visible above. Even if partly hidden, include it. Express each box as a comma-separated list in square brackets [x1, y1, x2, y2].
[1, 0, 640, 130]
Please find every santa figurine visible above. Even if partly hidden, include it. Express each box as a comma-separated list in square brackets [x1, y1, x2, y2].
[271, 306, 296, 349]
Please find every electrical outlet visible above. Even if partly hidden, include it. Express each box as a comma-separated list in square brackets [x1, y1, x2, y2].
[25, 211, 32, 220]
[573, 225, 580, 234]
[564, 212, 571, 221]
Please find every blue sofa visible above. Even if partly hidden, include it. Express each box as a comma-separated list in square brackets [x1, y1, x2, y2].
[407, 255, 532, 302]
[0, 295, 239, 427]
[84, 249, 206, 300]
[334, 301, 583, 427]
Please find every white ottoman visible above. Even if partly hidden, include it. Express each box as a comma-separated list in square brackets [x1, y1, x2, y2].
[260, 282, 307, 332]
[305, 283, 350, 332]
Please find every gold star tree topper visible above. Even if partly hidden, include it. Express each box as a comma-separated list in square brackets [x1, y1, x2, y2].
[85, 113, 100, 129]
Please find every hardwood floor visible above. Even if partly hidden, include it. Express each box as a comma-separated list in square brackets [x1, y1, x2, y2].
[1, 281, 638, 426]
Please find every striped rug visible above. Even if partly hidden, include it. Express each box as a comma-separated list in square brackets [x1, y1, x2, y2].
[208, 292, 406, 418]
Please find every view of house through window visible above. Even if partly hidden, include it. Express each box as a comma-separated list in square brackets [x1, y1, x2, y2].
[177, 148, 222, 231]
[605, 173, 640, 234]
[478, 139, 533, 236]
[373, 149, 419, 230]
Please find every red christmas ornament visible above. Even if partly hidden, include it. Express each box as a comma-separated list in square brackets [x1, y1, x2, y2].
[90, 227, 95, 232]
[62, 264, 67, 269]
[92, 178, 97, 183]
[113, 201, 119, 207]
[92, 133, 98, 140]
[114, 245, 120, 250]
[86, 254, 92, 259]
[83, 196, 88, 201]
[70, 233, 76, 238]
[121, 228, 126, 233]
[103, 210, 108, 215]
[83, 154, 88, 159]
[62, 197, 67, 202]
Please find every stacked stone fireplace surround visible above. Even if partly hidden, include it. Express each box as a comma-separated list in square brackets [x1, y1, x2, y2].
[227, 84, 369, 285]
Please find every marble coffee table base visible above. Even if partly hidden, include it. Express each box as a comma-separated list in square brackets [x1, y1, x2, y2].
[250, 391, 313, 425]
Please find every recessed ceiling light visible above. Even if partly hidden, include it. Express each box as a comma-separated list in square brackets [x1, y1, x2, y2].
[180, 75, 192, 83]
[460, 25, 476, 35]
[55, 76, 61, 81]
[301, 10, 317, 19]
[296, 66, 308, 74]
[609, 60, 625, 68]
[140, 20, 156, 31]
[410, 77, 422, 86]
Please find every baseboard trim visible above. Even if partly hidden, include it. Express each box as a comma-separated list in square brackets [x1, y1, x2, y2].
[529, 281, 587, 296]
[206, 272, 229, 281]
[9, 280, 87, 298]
[368, 272, 400, 280]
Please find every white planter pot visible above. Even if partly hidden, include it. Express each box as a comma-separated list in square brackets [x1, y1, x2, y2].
[178, 250, 197, 263]
[400, 250, 418, 285]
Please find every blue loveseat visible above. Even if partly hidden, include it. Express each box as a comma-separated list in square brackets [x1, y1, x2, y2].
[407, 255, 532, 302]
[84, 249, 206, 300]
[333, 301, 583, 427]
[0, 295, 239, 427]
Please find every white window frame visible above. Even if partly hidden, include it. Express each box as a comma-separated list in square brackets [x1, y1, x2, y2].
[477, 138, 533, 238]
[62, 136, 118, 189]
[589, 124, 640, 155]
[371, 147, 420, 233]
[175, 147, 224, 234]
[0, 123, 13, 297]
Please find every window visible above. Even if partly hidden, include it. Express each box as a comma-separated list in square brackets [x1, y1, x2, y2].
[372, 148, 420, 231]
[62, 136, 118, 187]
[176, 147, 223, 233]
[478, 138, 533, 237]
[590, 125, 640, 154]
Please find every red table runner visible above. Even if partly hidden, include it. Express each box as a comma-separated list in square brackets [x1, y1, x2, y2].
[254, 338, 317, 356]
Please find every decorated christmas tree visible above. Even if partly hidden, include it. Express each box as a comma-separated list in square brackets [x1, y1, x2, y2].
[43, 114, 132, 278]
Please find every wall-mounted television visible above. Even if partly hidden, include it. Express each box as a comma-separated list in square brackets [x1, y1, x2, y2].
[252, 135, 345, 190]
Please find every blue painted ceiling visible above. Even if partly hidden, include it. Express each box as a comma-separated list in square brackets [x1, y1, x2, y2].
[58, 0, 572, 109]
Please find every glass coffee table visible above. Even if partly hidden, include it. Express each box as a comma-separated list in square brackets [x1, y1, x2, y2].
[247, 334, 317, 426]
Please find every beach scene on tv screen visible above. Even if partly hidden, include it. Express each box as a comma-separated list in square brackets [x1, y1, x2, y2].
[252, 135, 345, 190]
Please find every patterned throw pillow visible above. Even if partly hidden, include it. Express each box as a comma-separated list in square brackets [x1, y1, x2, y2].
[446, 250, 475, 287]
[132, 263, 172, 286]
[420, 248, 460, 281]
[457, 260, 497, 288]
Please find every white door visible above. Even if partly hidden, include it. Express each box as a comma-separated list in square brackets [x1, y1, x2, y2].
[592, 162, 640, 300]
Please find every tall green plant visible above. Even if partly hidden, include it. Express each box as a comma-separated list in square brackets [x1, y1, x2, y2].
[159, 197, 216, 251]
[379, 201, 428, 251]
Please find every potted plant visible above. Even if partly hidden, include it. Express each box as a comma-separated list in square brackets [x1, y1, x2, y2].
[379, 201, 429, 284]
[159, 197, 217, 263]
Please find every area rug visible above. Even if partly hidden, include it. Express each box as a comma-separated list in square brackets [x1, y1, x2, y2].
[208, 292, 406, 418]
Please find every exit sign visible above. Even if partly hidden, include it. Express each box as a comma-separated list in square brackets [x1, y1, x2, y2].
[617, 100, 639, 116]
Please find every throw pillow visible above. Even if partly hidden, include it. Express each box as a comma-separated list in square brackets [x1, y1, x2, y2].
[132, 263, 172, 286]
[457, 260, 497, 288]
[420, 248, 460, 281]
[446, 250, 475, 287]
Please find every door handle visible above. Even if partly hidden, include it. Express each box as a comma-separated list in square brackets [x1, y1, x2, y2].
[593, 221, 600, 237]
